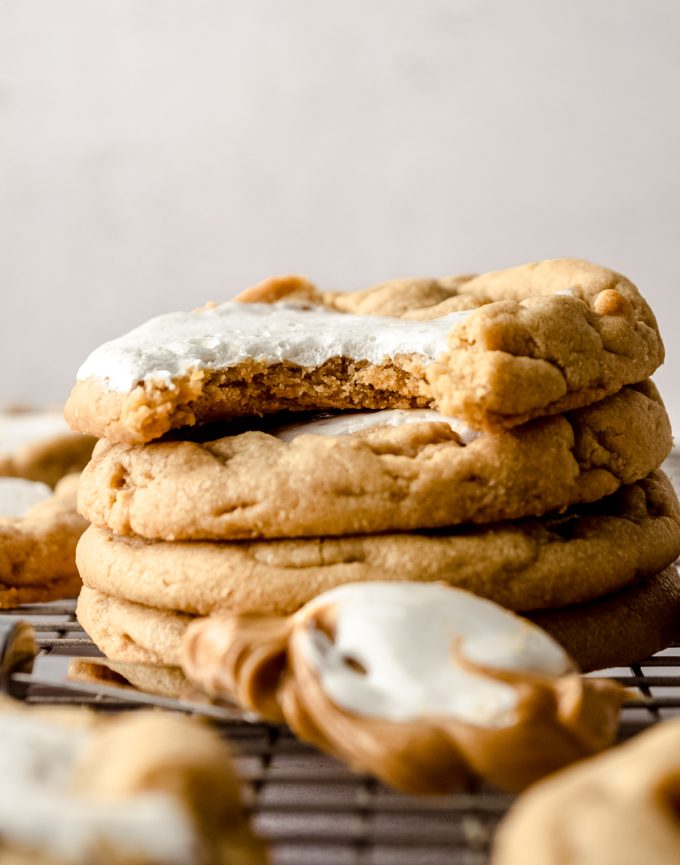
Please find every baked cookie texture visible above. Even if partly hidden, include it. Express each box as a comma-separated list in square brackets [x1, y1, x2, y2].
[75, 473, 680, 615]
[0, 474, 87, 608]
[64, 259, 663, 443]
[491, 718, 680, 865]
[75, 565, 680, 675]
[77, 381, 672, 540]
[0, 699, 266, 865]
[179, 583, 625, 795]
[69, 656, 193, 700]
[0, 410, 95, 488]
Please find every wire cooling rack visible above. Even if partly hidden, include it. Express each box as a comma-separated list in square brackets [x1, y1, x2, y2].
[2, 600, 680, 865]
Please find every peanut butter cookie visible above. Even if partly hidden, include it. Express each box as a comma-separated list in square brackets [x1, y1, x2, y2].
[75, 473, 680, 616]
[77, 383, 671, 540]
[65, 259, 662, 443]
[492, 718, 680, 865]
[0, 474, 87, 607]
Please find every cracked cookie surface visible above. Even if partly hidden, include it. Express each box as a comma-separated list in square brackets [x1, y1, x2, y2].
[65, 259, 663, 443]
[75, 472, 680, 615]
[77, 381, 671, 540]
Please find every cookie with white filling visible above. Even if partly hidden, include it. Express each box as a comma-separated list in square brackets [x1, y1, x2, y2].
[179, 582, 625, 794]
[65, 259, 663, 443]
[0, 699, 266, 865]
[76, 382, 671, 540]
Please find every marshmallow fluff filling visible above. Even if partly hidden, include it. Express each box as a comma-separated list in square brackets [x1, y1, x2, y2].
[273, 408, 481, 444]
[297, 583, 572, 728]
[76, 301, 472, 391]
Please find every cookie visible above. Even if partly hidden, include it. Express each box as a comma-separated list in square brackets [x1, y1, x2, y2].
[531, 564, 680, 673]
[0, 698, 265, 865]
[77, 382, 671, 540]
[64, 259, 663, 443]
[75, 565, 680, 674]
[0, 410, 95, 487]
[180, 582, 625, 795]
[491, 718, 680, 865]
[0, 474, 87, 608]
[75, 473, 680, 615]
[76, 587, 190, 666]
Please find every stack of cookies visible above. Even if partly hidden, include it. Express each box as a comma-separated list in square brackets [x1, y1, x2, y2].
[65, 259, 680, 690]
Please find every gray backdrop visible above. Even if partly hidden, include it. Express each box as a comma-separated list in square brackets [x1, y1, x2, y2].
[1, 0, 678, 430]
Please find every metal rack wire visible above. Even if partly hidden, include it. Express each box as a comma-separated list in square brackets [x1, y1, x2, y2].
[3, 599, 680, 865]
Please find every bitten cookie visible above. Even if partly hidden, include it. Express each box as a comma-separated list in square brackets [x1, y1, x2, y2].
[77, 382, 671, 540]
[0, 410, 95, 487]
[75, 566, 680, 675]
[0, 474, 87, 607]
[0, 698, 266, 865]
[65, 259, 663, 443]
[180, 583, 625, 794]
[492, 719, 680, 865]
[75, 473, 680, 615]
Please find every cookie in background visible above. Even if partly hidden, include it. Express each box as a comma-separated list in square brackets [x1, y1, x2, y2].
[0, 408, 95, 488]
[0, 474, 86, 607]
[0, 407, 94, 607]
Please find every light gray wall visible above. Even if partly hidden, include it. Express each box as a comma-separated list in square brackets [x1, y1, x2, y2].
[1, 0, 678, 429]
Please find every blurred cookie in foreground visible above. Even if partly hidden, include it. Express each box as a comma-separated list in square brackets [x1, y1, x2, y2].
[180, 582, 625, 794]
[492, 719, 680, 865]
[0, 474, 87, 607]
[0, 409, 95, 488]
[0, 698, 266, 865]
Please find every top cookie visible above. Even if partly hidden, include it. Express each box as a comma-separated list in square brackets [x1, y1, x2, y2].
[65, 259, 663, 443]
